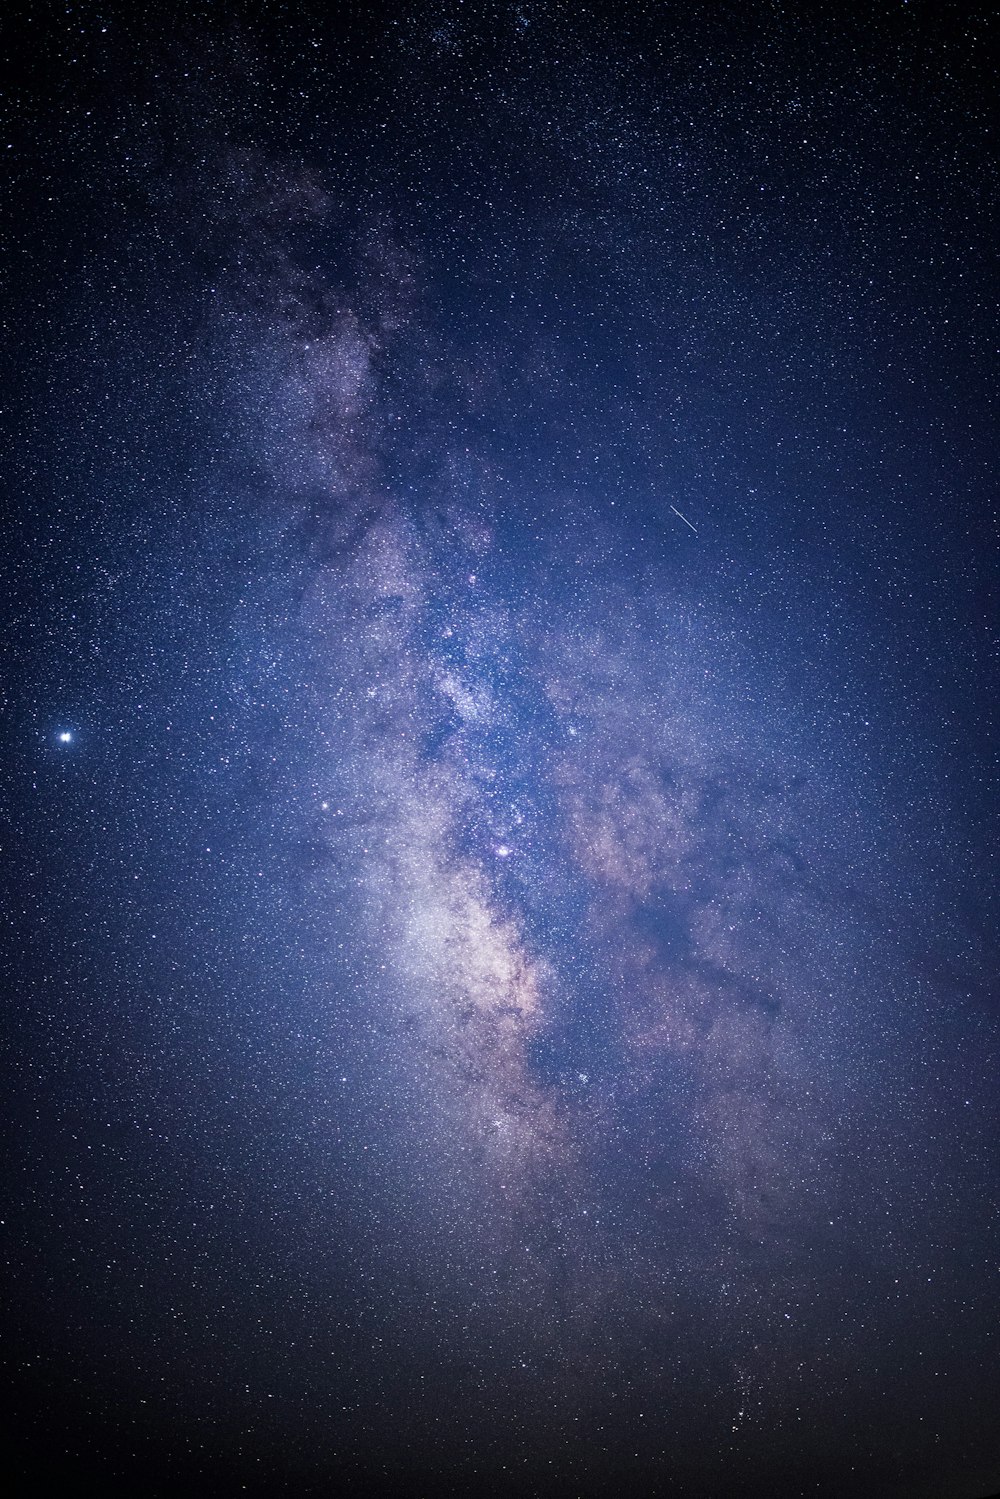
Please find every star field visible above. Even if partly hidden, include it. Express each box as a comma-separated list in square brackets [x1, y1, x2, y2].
[1, 4, 998, 1497]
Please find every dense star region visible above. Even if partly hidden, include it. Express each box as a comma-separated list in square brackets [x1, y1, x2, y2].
[2, 4, 998, 1496]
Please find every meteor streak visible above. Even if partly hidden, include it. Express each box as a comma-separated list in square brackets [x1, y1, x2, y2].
[670, 504, 698, 534]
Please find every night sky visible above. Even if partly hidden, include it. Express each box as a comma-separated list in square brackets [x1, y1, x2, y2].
[2, 3, 999, 1495]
